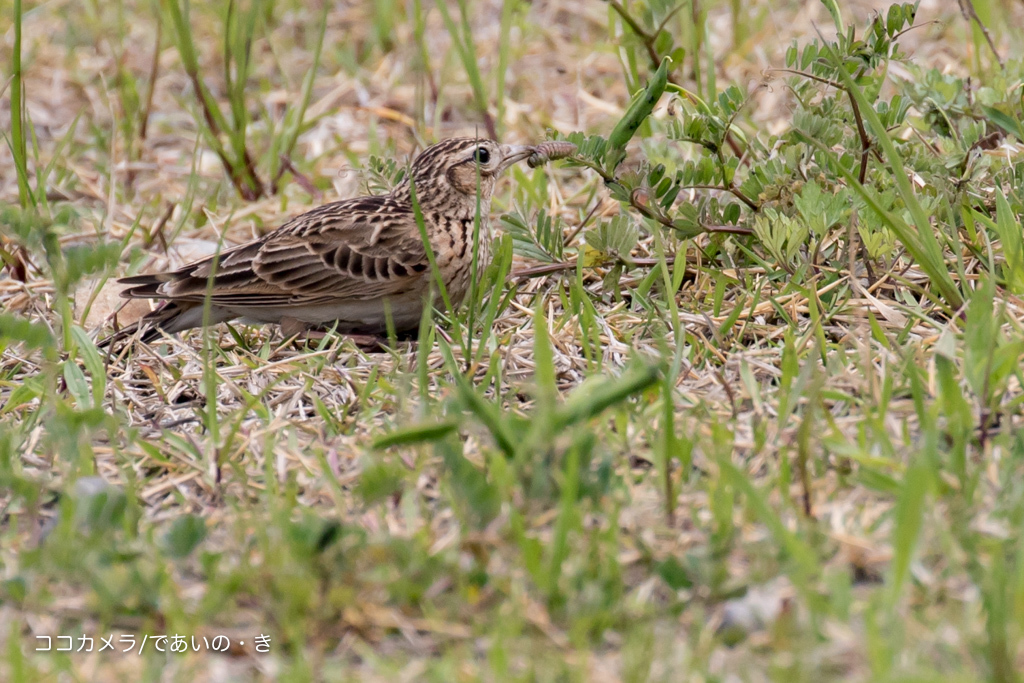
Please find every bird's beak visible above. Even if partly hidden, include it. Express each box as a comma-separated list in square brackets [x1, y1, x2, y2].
[498, 144, 534, 172]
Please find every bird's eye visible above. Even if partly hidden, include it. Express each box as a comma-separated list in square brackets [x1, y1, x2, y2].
[473, 147, 491, 164]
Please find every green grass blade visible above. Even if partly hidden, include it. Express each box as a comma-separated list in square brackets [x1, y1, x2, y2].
[818, 40, 963, 309]
[552, 362, 660, 432]
[436, 0, 492, 136]
[796, 131, 962, 310]
[373, 419, 460, 449]
[9, 0, 33, 209]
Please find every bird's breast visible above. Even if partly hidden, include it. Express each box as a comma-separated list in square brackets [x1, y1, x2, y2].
[429, 209, 492, 305]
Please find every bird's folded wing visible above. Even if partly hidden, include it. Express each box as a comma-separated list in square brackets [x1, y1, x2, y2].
[121, 200, 432, 306]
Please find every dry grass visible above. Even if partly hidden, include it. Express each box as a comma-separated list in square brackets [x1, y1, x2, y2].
[2, 0, 1024, 680]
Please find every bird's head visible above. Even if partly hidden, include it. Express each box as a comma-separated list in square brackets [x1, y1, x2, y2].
[400, 137, 533, 203]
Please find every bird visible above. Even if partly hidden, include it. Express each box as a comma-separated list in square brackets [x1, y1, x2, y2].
[104, 137, 538, 346]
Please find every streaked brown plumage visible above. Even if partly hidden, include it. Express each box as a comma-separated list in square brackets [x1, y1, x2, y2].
[106, 137, 537, 345]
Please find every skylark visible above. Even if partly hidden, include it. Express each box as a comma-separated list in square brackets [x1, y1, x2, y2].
[107, 137, 567, 345]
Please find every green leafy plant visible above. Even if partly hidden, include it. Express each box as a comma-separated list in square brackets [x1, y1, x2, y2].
[552, 2, 1022, 313]
[163, 0, 327, 199]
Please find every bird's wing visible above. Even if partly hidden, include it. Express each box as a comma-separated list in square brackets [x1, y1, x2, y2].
[120, 196, 431, 306]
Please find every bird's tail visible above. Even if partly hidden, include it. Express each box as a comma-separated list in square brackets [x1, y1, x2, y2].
[98, 269, 241, 348]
